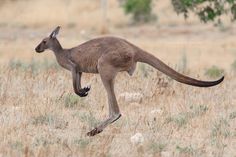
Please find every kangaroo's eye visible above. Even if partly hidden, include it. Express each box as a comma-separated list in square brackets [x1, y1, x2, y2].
[42, 40, 46, 44]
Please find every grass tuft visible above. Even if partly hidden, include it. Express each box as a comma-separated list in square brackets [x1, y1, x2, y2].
[64, 94, 83, 108]
[148, 141, 166, 154]
[176, 145, 195, 155]
[31, 114, 55, 126]
[205, 66, 224, 78]
[229, 111, 236, 119]
[10, 141, 23, 152]
[73, 138, 90, 149]
[79, 112, 99, 128]
[166, 104, 208, 128]
[211, 118, 231, 145]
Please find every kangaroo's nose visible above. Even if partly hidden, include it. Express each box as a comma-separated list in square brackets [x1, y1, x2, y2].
[35, 47, 40, 52]
[35, 46, 42, 53]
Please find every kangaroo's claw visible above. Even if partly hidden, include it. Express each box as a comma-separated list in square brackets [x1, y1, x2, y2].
[87, 127, 103, 136]
[77, 91, 88, 97]
[77, 86, 91, 97]
[83, 86, 91, 92]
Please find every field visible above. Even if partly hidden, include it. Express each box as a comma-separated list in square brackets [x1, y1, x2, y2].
[0, 0, 236, 157]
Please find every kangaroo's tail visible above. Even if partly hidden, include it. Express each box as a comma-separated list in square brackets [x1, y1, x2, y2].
[136, 50, 224, 87]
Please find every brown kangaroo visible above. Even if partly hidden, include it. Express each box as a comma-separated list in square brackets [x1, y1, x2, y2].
[35, 26, 224, 136]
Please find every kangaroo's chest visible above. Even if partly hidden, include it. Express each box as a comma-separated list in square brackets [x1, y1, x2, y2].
[56, 55, 72, 71]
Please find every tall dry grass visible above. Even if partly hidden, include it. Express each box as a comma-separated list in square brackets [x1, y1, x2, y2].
[0, 59, 235, 157]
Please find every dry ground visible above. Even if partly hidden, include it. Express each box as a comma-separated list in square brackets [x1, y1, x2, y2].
[0, 0, 236, 157]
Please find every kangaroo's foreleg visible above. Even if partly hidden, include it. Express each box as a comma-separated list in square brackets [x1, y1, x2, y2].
[87, 63, 121, 136]
[72, 69, 90, 97]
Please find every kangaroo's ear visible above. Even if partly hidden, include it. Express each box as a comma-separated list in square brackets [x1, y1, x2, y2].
[49, 26, 61, 38]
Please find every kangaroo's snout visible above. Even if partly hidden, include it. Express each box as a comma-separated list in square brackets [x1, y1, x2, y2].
[35, 44, 44, 53]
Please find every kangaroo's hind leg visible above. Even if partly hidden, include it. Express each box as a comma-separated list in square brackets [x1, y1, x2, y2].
[87, 59, 121, 136]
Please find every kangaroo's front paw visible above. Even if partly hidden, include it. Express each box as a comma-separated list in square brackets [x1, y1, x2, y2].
[87, 127, 103, 136]
[77, 86, 91, 97]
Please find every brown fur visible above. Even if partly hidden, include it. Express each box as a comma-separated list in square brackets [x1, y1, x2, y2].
[35, 26, 224, 136]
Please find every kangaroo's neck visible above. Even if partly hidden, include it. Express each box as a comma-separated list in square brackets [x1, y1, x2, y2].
[51, 38, 72, 70]
[51, 39, 66, 62]
[51, 38, 63, 54]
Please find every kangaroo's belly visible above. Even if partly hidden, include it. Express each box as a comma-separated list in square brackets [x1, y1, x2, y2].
[78, 62, 98, 73]
[69, 55, 99, 73]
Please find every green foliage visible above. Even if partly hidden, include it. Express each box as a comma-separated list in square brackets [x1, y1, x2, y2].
[73, 111, 99, 128]
[138, 63, 153, 77]
[32, 114, 55, 126]
[79, 112, 99, 128]
[173, 113, 189, 128]
[171, 0, 236, 23]
[176, 145, 195, 155]
[148, 141, 166, 154]
[64, 94, 82, 108]
[8, 58, 59, 74]
[229, 111, 236, 119]
[123, 0, 155, 23]
[205, 66, 224, 78]
[10, 141, 23, 152]
[189, 104, 208, 117]
[73, 138, 90, 149]
[211, 118, 231, 145]
[32, 136, 54, 147]
[166, 104, 208, 128]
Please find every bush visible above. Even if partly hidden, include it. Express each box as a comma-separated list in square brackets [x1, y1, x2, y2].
[64, 94, 81, 108]
[32, 114, 55, 126]
[205, 66, 224, 78]
[123, 0, 155, 23]
[171, 0, 236, 23]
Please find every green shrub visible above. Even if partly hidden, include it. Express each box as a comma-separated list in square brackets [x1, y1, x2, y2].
[32, 114, 55, 126]
[189, 104, 208, 117]
[138, 63, 153, 78]
[171, 0, 236, 24]
[205, 66, 224, 78]
[8, 59, 28, 70]
[72, 111, 99, 128]
[64, 94, 81, 108]
[123, 0, 155, 23]
[148, 141, 166, 154]
[229, 111, 236, 119]
[79, 112, 99, 128]
[176, 145, 195, 155]
[211, 118, 230, 143]
[74, 138, 90, 149]
[10, 141, 23, 152]
[173, 114, 188, 128]
[166, 104, 208, 128]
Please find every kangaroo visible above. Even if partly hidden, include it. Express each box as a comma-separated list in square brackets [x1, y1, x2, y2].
[35, 26, 224, 136]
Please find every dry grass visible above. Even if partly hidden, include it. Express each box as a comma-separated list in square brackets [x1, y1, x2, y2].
[0, 0, 236, 156]
[0, 59, 235, 157]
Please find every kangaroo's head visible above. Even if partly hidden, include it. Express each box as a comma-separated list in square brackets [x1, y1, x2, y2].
[35, 26, 61, 53]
